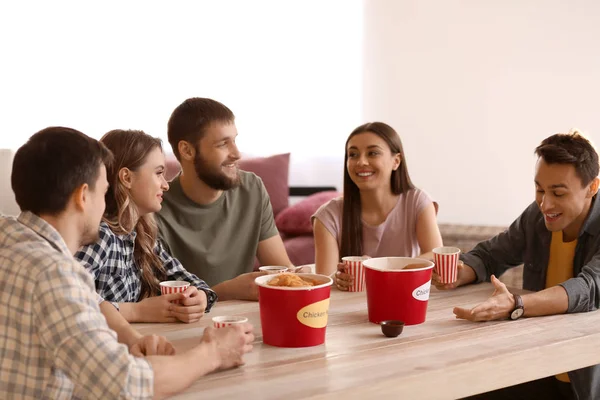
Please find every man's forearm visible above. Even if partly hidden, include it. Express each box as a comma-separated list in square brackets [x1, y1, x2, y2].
[522, 285, 569, 317]
[458, 264, 478, 287]
[117, 302, 140, 323]
[212, 281, 234, 301]
[100, 301, 141, 347]
[417, 251, 434, 262]
[213, 273, 261, 301]
[148, 341, 221, 400]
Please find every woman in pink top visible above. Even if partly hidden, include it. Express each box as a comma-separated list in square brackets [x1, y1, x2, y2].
[312, 122, 443, 290]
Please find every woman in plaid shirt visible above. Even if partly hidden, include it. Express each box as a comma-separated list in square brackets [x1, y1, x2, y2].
[76, 129, 217, 323]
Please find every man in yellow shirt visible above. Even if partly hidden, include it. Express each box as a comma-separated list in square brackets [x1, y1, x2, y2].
[435, 130, 600, 400]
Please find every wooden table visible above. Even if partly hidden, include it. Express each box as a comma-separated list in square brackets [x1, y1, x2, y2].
[136, 284, 600, 399]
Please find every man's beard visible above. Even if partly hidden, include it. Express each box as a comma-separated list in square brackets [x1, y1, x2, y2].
[193, 153, 241, 191]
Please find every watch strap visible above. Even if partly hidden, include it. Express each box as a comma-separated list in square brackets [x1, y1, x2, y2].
[510, 293, 524, 320]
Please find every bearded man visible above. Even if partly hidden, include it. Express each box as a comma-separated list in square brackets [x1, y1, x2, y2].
[156, 98, 293, 301]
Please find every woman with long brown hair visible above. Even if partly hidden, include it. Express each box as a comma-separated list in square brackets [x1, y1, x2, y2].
[312, 122, 443, 290]
[75, 129, 217, 322]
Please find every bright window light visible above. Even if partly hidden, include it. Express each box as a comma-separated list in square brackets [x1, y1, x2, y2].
[0, 1, 363, 159]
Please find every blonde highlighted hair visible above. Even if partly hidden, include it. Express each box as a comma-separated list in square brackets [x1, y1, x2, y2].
[100, 129, 167, 299]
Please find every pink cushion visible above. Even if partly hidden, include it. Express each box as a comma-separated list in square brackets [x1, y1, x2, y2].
[253, 234, 316, 270]
[165, 154, 181, 181]
[164, 152, 290, 217]
[239, 153, 290, 217]
[283, 235, 316, 266]
[275, 191, 340, 235]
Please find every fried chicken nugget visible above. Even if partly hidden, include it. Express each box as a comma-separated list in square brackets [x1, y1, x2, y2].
[267, 273, 317, 287]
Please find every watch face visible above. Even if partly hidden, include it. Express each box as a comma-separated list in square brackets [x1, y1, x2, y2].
[511, 308, 524, 320]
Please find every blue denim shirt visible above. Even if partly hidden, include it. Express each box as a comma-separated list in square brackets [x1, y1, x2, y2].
[461, 197, 600, 400]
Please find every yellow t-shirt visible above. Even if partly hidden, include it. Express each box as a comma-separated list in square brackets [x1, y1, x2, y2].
[546, 230, 577, 383]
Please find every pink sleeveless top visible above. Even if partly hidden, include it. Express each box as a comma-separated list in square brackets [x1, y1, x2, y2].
[312, 188, 433, 258]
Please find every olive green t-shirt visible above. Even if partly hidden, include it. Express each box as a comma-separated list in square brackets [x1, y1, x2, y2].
[156, 171, 279, 287]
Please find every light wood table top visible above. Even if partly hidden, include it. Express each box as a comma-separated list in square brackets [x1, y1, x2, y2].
[136, 284, 600, 399]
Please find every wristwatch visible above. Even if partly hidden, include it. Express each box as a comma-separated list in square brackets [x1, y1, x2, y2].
[509, 293, 524, 320]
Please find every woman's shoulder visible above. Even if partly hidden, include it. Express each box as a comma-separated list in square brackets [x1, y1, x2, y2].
[401, 187, 431, 202]
[98, 221, 112, 233]
[97, 221, 119, 238]
[314, 195, 344, 216]
[74, 222, 117, 262]
[96, 221, 135, 246]
[397, 187, 434, 211]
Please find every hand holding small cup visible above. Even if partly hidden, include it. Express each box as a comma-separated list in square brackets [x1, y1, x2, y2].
[135, 294, 182, 323]
[431, 247, 462, 290]
[202, 323, 254, 370]
[129, 334, 176, 357]
[340, 256, 370, 292]
[169, 286, 208, 323]
[160, 281, 190, 304]
[432, 260, 465, 290]
[334, 262, 353, 291]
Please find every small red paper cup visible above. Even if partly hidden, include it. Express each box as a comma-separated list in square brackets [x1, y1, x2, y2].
[159, 280, 190, 304]
[212, 316, 248, 328]
[342, 256, 370, 292]
[433, 247, 461, 284]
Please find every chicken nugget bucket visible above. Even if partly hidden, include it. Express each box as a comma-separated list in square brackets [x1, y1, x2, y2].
[363, 257, 434, 325]
[256, 273, 333, 347]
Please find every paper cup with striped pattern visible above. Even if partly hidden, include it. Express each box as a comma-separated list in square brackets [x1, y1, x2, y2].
[433, 247, 461, 284]
[342, 256, 370, 292]
[159, 280, 190, 304]
[259, 266, 289, 274]
[212, 316, 248, 328]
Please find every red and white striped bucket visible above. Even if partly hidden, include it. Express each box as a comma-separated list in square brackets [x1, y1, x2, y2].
[433, 247, 461, 284]
[342, 256, 370, 292]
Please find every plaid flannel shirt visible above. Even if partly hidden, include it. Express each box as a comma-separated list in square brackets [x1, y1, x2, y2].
[75, 222, 217, 311]
[0, 212, 153, 399]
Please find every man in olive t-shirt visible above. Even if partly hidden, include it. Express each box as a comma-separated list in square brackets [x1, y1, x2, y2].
[157, 171, 279, 287]
[156, 97, 293, 301]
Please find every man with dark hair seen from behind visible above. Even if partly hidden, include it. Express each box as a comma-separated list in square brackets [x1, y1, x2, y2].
[0, 127, 254, 399]
[156, 98, 293, 301]
[433, 130, 600, 400]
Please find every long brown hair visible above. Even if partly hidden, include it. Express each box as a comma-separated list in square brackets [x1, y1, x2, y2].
[100, 129, 167, 299]
[340, 122, 415, 257]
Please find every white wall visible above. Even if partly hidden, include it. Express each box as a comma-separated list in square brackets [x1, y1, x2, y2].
[0, 150, 19, 215]
[0, 1, 361, 192]
[363, 0, 600, 225]
[4, 1, 600, 224]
